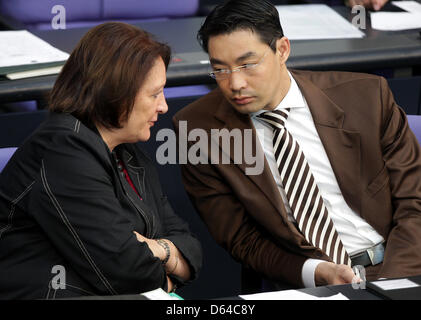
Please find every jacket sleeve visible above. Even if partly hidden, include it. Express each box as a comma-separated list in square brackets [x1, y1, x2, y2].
[173, 117, 308, 287]
[28, 134, 167, 295]
[378, 76, 421, 278]
[158, 194, 203, 286]
[140, 149, 203, 285]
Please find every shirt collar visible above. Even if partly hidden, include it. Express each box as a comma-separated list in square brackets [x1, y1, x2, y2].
[251, 71, 306, 119]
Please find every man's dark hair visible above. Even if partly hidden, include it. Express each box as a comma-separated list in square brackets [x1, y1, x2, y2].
[198, 0, 284, 53]
[49, 22, 171, 130]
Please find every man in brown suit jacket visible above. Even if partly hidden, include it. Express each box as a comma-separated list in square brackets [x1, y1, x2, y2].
[173, 0, 421, 288]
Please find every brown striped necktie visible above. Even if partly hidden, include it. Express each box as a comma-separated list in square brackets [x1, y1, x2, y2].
[257, 108, 351, 266]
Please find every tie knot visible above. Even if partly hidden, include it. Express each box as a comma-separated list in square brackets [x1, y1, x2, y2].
[257, 108, 290, 130]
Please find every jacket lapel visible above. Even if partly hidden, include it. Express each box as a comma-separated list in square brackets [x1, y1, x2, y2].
[213, 97, 292, 226]
[118, 148, 156, 238]
[292, 71, 362, 214]
[121, 149, 146, 197]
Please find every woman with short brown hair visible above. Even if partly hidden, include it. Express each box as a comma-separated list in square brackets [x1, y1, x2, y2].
[0, 22, 202, 299]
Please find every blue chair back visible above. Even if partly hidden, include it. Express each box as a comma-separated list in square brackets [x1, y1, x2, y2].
[0, 0, 199, 30]
[0, 147, 17, 172]
[0, 110, 48, 148]
[407, 115, 421, 144]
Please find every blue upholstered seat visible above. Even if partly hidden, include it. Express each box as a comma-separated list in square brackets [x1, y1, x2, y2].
[0, 0, 199, 30]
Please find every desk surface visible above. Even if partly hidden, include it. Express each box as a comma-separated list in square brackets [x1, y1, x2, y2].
[229, 283, 381, 300]
[1, 6, 421, 102]
[68, 276, 421, 300]
[236, 275, 421, 300]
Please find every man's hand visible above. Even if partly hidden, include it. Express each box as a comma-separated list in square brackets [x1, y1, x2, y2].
[315, 262, 359, 286]
[346, 0, 389, 11]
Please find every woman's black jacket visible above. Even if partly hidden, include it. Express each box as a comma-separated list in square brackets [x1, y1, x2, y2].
[0, 112, 202, 299]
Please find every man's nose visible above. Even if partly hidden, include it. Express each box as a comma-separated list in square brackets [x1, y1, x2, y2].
[229, 70, 247, 92]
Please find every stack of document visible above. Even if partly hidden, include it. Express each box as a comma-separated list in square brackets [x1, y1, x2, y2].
[276, 4, 365, 40]
[239, 289, 349, 300]
[371, 1, 421, 31]
[0, 30, 69, 80]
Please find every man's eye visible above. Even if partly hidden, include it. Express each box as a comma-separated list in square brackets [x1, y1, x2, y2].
[243, 63, 256, 69]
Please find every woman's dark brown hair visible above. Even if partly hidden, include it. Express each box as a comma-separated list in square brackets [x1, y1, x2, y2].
[49, 22, 171, 129]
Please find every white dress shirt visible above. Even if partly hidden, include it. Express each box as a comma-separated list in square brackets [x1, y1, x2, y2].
[251, 72, 384, 287]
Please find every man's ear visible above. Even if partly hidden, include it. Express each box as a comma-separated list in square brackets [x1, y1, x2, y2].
[276, 37, 290, 64]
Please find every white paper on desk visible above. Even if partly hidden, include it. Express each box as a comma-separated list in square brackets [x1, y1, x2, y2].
[276, 4, 365, 40]
[370, 278, 420, 291]
[6, 65, 64, 80]
[0, 30, 69, 68]
[239, 289, 349, 300]
[392, 1, 421, 13]
[141, 288, 180, 300]
[370, 11, 421, 30]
